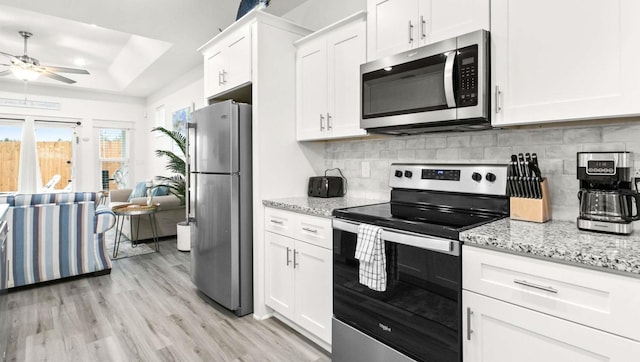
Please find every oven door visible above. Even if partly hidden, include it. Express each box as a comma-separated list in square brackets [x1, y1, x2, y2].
[332, 219, 461, 362]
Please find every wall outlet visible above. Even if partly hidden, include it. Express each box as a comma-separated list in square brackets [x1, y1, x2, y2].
[635, 167, 640, 177]
[361, 161, 370, 178]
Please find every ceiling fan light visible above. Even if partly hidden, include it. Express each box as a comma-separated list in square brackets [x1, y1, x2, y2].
[10, 66, 40, 81]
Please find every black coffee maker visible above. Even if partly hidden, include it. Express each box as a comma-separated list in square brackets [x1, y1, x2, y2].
[577, 152, 640, 234]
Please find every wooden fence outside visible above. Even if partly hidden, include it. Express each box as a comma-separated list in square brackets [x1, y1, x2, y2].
[0, 141, 72, 192]
[0, 140, 126, 192]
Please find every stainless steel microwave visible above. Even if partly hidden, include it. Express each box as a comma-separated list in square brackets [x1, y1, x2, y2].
[360, 30, 489, 135]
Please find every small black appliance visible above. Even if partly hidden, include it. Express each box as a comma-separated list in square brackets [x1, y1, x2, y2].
[307, 168, 347, 198]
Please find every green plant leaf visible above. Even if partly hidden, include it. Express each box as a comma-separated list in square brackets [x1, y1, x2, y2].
[151, 126, 187, 205]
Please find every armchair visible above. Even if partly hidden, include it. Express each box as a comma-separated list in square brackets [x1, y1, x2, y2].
[0, 192, 115, 288]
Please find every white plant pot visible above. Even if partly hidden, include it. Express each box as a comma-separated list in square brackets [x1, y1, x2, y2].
[177, 221, 191, 251]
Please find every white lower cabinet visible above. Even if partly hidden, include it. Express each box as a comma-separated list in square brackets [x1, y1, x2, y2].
[463, 246, 640, 362]
[463, 291, 640, 362]
[264, 208, 332, 345]
[265, 231, 295, 319]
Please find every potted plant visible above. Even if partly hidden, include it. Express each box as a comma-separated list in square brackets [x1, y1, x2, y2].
[151, 126, 190, 251]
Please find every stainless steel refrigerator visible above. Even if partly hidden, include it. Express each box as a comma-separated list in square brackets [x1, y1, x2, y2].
[188, 100, 252, 316]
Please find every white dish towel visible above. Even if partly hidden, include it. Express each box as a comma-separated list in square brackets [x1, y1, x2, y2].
[354, 224, 386, 292]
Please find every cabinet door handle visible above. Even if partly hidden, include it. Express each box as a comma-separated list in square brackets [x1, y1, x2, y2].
[293, 250, 299, 268]
[270, 219, 283, 225]
[408, 21, 414, 43]
[302, 227, 318, 233]
[466, 307, 474, 340]
[286, 247, 291, 266]
[514, 279, 558, 294]
[495, 85, 502, 113]
[320, 114, 325, 131]
[221, 70, 227, 84]
[327, 113, 332, 130]
[420, 16, 426, 39]
[218, 71, 223, 85]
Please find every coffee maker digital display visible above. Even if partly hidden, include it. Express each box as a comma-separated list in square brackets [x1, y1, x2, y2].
[586, 160, 615, 175]
[577, 151, 640, 235]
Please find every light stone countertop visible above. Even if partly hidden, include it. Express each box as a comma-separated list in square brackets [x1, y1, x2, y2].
[0, 204, 8, 220]
[263, 197, 386, 218]
[461, 218, 640, 278]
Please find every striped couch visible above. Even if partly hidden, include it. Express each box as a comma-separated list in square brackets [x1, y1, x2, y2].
[0, 192, 116, 288]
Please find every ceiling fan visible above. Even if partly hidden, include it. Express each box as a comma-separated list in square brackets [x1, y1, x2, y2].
[0, 30, 90, 84]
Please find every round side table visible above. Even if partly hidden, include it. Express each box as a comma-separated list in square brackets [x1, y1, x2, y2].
[111, 203, 160, 258]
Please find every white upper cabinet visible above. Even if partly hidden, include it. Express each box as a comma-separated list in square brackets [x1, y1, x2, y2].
[367, 0, 489, 61]
[297, 39, 329, 140]
[296, 12, 367, 141]
[492, 0, 640, 126]
[203, 26, 252, 99]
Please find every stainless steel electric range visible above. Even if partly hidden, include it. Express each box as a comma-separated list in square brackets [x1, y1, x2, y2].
[332, 163, 509, 362]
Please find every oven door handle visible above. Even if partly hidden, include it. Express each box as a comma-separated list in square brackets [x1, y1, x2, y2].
[444, 50, 457, 108]
[332, 219, 458, 256]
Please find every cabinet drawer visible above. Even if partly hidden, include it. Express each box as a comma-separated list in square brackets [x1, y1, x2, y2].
[295, 213, 332, 250]
[463, 246, 640, 341]
[264, 208, 296, 237]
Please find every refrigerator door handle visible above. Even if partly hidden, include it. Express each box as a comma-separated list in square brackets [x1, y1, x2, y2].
[188, 172, 197, 224]
[186, 122, 196, 223]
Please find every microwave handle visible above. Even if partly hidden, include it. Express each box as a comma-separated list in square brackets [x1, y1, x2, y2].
[444, 50, 457, 108]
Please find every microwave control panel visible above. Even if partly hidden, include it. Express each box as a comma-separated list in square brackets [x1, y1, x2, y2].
[457, 45, 478, 107]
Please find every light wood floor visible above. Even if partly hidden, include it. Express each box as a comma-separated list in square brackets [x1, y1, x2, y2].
[5, 239, 331, 362]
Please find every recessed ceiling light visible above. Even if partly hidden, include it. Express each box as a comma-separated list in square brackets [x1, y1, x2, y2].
[74, 58, 86, 66]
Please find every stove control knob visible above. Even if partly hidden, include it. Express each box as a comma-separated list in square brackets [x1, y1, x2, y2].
[395, 170, 403, 178]
[485, 172, 497, 182]
[472, 172, 482, 182]
[404, 170, 413, 178]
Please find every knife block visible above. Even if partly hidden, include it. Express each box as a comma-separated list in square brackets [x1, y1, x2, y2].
[510, 179, 551, 223]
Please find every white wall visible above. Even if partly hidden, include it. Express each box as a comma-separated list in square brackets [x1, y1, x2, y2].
[144, 66, 205, 181]
[281, 0, 367, 30]
[0, 83, 145, 192]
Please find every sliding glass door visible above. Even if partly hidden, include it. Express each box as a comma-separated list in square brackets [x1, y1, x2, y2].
[0, 120, 23, 193]
[34, 122, 76, 192]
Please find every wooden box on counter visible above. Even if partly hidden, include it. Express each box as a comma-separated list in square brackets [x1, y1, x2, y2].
[510, 179, 551, 223]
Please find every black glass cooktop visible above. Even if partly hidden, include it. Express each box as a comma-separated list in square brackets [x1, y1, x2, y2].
[332, 202, 505, 240]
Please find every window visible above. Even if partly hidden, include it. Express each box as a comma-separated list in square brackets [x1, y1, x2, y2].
[0, 121, 23, 193]
[98, 128, 129, 190]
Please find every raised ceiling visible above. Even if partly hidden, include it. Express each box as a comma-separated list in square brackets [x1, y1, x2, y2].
[0, 0, 302, 98]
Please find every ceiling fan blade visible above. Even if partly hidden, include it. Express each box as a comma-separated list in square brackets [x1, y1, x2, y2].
[41, 65, 89, 75]
[0, 70, 11, 77]
[40, 70, 76, 84]
[0, 51, 24, 65]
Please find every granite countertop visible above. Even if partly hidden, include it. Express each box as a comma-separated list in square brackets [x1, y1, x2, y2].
[263, 197, 386, 218]
[461, 218, 640, 278]
[0, 204, 8, 219]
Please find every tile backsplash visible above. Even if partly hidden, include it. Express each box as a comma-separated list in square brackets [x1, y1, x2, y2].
[323, 121, 640, 221]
